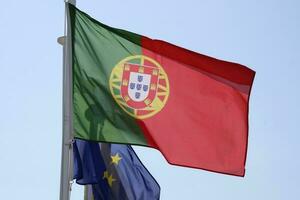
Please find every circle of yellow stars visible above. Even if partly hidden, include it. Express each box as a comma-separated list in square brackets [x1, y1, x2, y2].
[102, 153, 122, 187]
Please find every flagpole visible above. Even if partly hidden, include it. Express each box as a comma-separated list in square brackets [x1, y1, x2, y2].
[60, 0, 76, 200]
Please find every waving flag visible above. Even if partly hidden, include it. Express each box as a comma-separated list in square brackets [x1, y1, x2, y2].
[69, 4, 255, 176]
[73, 139, 160, 200]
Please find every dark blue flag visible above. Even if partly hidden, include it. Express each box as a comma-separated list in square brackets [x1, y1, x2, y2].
[73, 139, 160, 200]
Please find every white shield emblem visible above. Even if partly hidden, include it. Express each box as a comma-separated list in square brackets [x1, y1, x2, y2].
[128, 72, 151, 102]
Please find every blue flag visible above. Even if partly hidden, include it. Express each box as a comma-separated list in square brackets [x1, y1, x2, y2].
[73, 139, 160, 200]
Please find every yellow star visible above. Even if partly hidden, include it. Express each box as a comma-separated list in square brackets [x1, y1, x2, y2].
[103, 170, 109, 179]
[107, 174, 116, 187]
[111, 153, 122, 165]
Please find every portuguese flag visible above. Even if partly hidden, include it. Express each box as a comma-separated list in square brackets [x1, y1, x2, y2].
[69, 4, 255, 176]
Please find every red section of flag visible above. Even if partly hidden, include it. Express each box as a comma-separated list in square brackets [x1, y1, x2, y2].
[138, 37, 255, 176]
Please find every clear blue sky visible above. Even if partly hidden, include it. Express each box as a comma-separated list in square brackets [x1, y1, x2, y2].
[1, 0, 299, 199]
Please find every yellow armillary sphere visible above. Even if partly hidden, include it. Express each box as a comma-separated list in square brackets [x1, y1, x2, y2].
[109, 55, 170, 119]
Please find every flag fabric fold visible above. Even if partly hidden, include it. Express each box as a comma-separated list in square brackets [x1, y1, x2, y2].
[73, 139, 160, 200]
[69, 3, 255, 176]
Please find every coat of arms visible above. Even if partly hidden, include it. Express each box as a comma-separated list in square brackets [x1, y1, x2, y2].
[109, 55, 169, 119]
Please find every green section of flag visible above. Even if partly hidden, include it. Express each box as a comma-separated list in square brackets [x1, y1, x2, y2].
[69, 4, 147, 145]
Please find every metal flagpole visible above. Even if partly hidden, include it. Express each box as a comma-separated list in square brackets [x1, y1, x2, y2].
[59, 0, 76, 200]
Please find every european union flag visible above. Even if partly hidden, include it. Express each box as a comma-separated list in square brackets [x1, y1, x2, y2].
[73, 139, 160, 200]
